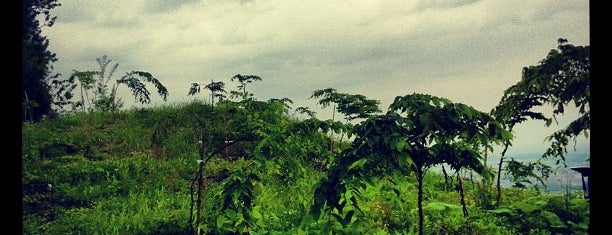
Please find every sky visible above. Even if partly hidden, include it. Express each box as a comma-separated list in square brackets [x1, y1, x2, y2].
[41, 0, 590, 166]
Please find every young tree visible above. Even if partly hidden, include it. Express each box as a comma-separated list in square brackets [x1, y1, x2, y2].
[490, 83, 547, 206]
[117, 71, 169, 106]
[57, 55, 121, 113]
[311, 88, 382, 146]
[501, 38, 590, 163]
[92, 55, 120, 112]
[52, 56, 169, 113]
[503, 158, 552, 189]
[311, 93, 509, 235]
[295, 106, 317, 119]
[68, 70, 99, 113]
[388, 94, 508, 234]
[310, 88, 381, 122]
[48, 76, 78, 114]
[268, 97, 294, 113]
[188, 80, 227, 106]
[22, 0, 61, 122]
[492, 38, 589, 205]
[230, 74, 262, 99]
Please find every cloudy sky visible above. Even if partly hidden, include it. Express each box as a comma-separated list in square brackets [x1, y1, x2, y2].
[42, 0, 590, 163]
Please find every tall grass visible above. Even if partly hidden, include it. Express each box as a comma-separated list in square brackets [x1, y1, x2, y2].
[22, 100, 590, 234]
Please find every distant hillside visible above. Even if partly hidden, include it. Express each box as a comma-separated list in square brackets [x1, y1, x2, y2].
[496, 149, 590, 194]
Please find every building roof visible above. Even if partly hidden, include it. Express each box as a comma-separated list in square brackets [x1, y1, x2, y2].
[570, 166, 590, 176]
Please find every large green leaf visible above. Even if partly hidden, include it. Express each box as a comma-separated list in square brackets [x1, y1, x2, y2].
[542, 210, 566, 228]
[348, 158, 367, 171]
[216, 216, 226, 228]
[424, 202, 461, 212]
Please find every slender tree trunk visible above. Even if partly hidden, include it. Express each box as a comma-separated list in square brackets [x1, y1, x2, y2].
[496, 127, 513, 207]
[194, 104, 216, 232]
[442, 165, 449, 191]
[195, 133, 205, 232]
[458, 171, 469, 218]
[457, 171, 472, 235]
[81, 84, 86, 114]
[483, 147, 488, 167]
[481, 147, 488, 189]
[189, 133, 237, 233]
[417, 167, 424, 235]
[80, 84, 92, 136]
[83, 83, 92, 112]
[332, 105, 335, 122]
[188, 170, 200, 233]
[23, 91, 32, 123]
[339, 119, 349, 143]
[470, 171, 475, 188]
[224, 113, 229, 158]
[110, 83, 118, 120]
[496, 142, 510, 207]
[329, 105, 336, 153]
[210, 79, 215, 107]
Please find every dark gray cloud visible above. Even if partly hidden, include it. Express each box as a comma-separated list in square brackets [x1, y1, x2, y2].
[144, 0, 200, 13]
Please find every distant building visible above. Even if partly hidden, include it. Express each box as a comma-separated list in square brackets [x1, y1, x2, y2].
[570, 166, 590, 200]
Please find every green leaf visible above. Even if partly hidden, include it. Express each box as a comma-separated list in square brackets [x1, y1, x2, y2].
[425, 202, 453, 211]
[225, 208, 237, 218]
[395, 140, 406, 152]
[392, 188, 401, 197]
[252, 206, 263, 220]
[348, 158, 367, 171]
[542, 210, 566, 228]
[331, 213, 344, 224]
[490, 207, 515, 216]
[397, 153, 414, 169]
[344, 189, 352, 200]
[216, 216, 226, 228]
[514, 198, 547, 214]
[232, 190, 242, 200]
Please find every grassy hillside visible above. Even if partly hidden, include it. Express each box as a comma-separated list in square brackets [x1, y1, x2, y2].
[21, 99, 589, 234]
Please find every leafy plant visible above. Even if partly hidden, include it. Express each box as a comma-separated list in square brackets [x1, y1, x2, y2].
[230, 74, 262, 100]
[311, 87, 381, 122]
[503, 158, 552, 189]
[489, 195, 589, 234]
[51, 55, 169, 114]
[311, 93, 510, 235]
[498, 38, 590, 164]
[188, 80, 227, 106]
[23, 0, 61, 122]
[213, 160, 261, 234]
[23, 79, 589, 234]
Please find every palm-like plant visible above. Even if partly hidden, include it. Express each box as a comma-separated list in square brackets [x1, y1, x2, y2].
[311, 93, 510, 235]
[188, 80, 227, 106]
[53, 55, 169, 114]
[230, 74, 262, 99]
[491, 38, 589, 206]
[311, 87, 381, 122]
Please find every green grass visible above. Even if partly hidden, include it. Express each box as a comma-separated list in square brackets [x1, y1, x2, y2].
[22, 100, 590, 234]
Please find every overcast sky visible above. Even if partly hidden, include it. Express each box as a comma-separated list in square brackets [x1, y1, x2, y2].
[42, 0, 590, 163]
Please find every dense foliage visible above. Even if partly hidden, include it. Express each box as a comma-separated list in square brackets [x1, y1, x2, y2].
[21, 35, 589, 234]
[496, 39, 590, 163]
[22, 0, 61, 122]
[490, 38, 590, 208]
[22, 97, 589, 234]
